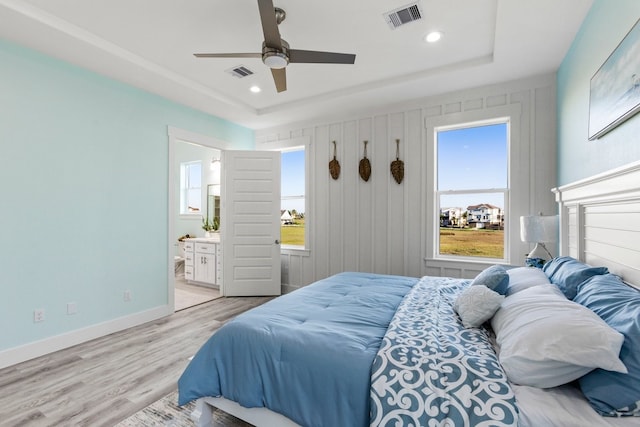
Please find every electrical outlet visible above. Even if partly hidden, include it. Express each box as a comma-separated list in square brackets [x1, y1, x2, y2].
[67, 302, 77, 315]
[123, 290, 132, 302]
[34, 309, 45, 323]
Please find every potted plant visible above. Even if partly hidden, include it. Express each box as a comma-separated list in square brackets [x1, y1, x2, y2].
[202, 217, 214, 237]
[202, 216, 220, 237]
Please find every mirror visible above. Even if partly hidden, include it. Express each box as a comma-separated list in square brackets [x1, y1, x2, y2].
[207, 184, 220, 231]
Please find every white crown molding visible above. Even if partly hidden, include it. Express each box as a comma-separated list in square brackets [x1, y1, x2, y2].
[0, 0, 257, 114]
[256, 54, 495, 117]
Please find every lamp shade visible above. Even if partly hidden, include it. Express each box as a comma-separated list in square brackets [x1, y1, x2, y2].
[520, 215, 558, 243]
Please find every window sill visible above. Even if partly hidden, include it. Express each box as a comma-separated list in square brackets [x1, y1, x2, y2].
[281, 246, 310, 257]
[179, 214, 202, 220]
[428, 256, 509, 265]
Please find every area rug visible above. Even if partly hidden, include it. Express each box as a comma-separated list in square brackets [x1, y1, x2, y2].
[115, 390, 251, 427]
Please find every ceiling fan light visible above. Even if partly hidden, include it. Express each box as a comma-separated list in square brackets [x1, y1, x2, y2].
[263, 53, 289, 69]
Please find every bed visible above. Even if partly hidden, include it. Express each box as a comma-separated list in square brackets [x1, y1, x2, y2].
[178, 161, 640, 427]
[179, 272, 520, 426]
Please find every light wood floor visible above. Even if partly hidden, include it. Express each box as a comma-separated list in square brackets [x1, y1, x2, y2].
[0, 296, 272, 427]
[175, 278, 221, 311]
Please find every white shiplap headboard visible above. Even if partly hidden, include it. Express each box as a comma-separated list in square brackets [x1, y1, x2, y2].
[552, 160, 640, 288]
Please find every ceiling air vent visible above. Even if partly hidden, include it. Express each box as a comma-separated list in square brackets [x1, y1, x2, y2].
[225, 65, 254, 78]
[383, 3, 423, 29]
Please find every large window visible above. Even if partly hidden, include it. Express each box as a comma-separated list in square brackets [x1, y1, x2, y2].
[180, 161, 202, 215]
[435, 120, 508, 260]
[280, 148, 305, 247]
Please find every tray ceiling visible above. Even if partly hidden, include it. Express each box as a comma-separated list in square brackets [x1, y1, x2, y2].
[0, 0, 593, 129]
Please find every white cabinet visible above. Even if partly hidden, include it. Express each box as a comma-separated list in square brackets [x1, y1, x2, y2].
[183, 240, 195, 281]
[184, 237, 221, 287]
[194, 242, 216, 283]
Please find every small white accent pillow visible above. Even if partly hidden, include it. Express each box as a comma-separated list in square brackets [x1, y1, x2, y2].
[505, 267, 550, 296]
[491, 284, 627, 388]
[454, 285, 504, 328]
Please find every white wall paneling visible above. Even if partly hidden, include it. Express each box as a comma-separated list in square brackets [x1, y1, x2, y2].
[373, 115, 389, 274]
[328, 123, 344, 276]
[357, 117, 374, 273]
[404, 109, 424, 277]
[256, 74, 558, 290]
[388, 112, 405, 277]
[342, 120, 358, 272]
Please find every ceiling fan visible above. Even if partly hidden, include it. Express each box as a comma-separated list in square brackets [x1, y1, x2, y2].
[194, 0, 356, 93]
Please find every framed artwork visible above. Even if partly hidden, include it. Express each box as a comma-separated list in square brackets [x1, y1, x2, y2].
[589, 18, 640, 140]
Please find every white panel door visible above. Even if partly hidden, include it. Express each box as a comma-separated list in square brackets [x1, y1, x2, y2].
[221, 150, 281, 296]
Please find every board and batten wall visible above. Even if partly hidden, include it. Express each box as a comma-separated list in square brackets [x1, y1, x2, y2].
[257, 74, 558, 292]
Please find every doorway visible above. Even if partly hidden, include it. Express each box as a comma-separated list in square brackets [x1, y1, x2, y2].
[174, 141, 221, 310]
[168, 127, 229, 312]
[168, 126, 282, 307]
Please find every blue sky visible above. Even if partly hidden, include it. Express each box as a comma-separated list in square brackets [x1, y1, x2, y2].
[437, 122, 507, 209]
[281, 149, 305, 213]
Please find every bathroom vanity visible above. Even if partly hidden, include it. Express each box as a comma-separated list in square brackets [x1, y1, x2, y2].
[183, 236, 221, 288]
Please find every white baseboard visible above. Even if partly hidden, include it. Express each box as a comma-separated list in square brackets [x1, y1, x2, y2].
[0, 305, 173, 369]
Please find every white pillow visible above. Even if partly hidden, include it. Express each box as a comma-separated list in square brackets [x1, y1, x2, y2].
[491, 284, 627, 388]
[505, 267, 550, 296]
[454, 285, 504, 328]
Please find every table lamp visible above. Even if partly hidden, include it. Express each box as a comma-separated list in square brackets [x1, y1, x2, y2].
[520, 214, 558, 268]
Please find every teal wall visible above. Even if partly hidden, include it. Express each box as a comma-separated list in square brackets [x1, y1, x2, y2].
[557, 0, 640, 185]
[0, 39, 253, 351]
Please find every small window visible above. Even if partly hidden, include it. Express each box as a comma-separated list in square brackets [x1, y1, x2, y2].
[180, 161, 202, 215]
[281, 148, 305, 247]
[435, 121, 508, 260]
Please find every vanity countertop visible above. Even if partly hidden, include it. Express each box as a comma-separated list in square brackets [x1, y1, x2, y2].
[183, 235, 220, 243]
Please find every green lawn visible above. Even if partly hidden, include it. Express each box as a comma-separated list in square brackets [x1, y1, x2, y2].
[439, 227, 504, 258]
[281, 219, 305, 246]
[280, 224, 501, 256]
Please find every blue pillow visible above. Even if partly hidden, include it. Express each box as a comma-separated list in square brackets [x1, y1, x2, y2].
[471, 265, 509, 295]
[542, 256, 608, 300]
[574, 274, 640, 416]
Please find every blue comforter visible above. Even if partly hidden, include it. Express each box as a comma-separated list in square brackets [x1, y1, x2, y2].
[178, 272, 418, 427]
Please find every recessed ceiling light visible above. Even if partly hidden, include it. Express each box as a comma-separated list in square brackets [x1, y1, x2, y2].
[250, 85, 261, 93]
[425, 31, 442, 43]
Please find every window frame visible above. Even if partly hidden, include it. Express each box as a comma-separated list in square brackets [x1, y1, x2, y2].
[433, 117, 511, 263]
[179, 160, 202, 216]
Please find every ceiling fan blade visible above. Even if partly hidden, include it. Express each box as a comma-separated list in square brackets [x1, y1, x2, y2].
[271, 67, 287, 92]
[257, 0, 282, 49]
[194, 53, 262, 58]
[289, 49, 356, 64]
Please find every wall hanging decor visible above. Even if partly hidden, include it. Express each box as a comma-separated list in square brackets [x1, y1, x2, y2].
[359, 140, 371, 182]
[390, 139, 404, 184]
[589, 17, 640, 140]
[329, 140, 341, 180]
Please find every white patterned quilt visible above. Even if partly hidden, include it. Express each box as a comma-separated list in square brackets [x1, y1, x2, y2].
[370, 276, 518, 427]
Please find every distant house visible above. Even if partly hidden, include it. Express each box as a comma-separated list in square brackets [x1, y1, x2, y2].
[280, 210, 293, 225]
[466, 203, 503, 228]
[440, 207, 465, 227]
